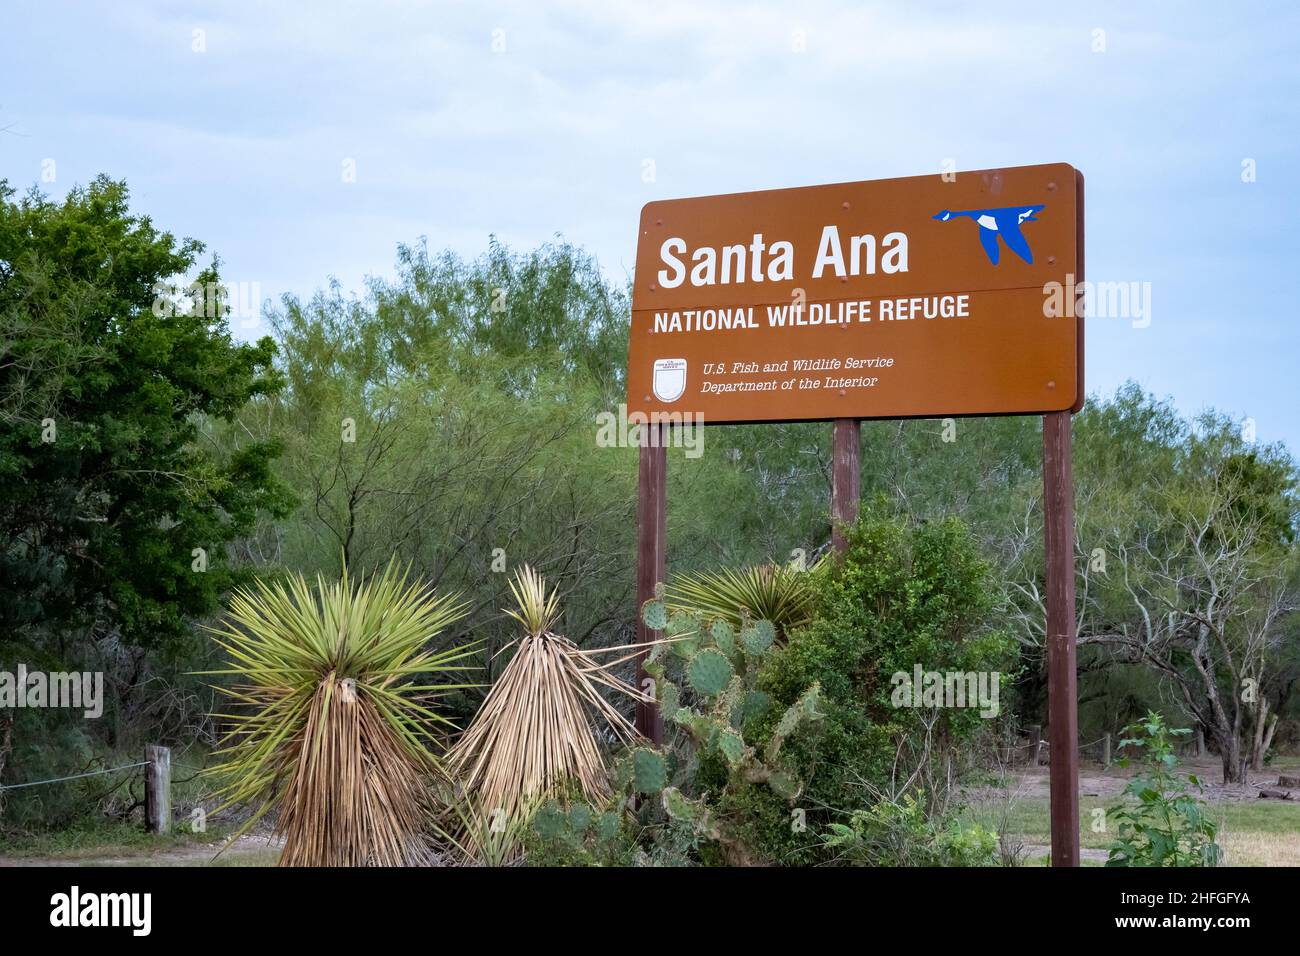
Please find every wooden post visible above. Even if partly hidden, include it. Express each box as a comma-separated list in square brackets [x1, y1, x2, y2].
[1102, 732, 1112, 767]
[1043, 410, 1079, 866]
[145, 744, 171, 834]
[831, 419, 860, 553]
[635, 423, 667, 743]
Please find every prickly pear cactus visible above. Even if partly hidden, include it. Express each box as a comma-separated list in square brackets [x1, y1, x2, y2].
[661, 786, 696, 823]
[764, 684, 824, 766]
[641, 598, 668, 632]
[687, 649, 733, 697]
[527, 796, 635, 865]
[596, 810, 622, 841]
[715, 728, 747, 768]
[658, 681, 681, 721]
[661, 786, 719, 839]
[710, 618, 737, 656]
[532, 800, 568, 840]
[630, 747, 668, 794]
[741, 619, 776, 657]
[567, 803, 592, 832]
[617, 597, 824, 852]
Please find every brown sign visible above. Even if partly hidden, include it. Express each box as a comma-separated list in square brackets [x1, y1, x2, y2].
[626, 163, 1083, 424]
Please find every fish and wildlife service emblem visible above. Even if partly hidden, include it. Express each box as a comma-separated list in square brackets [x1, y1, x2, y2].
[652, 358, 686, 403]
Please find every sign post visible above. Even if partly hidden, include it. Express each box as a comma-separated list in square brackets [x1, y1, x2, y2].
[831, 419, 860, 553]
[634, 424, 666, 745]
[1043, 410, 1079, 866]
[628, 163, 1084, 864]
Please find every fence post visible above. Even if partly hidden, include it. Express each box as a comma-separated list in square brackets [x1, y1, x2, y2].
[1102, 732, 1111, 767]
[145, 744, 171, 834]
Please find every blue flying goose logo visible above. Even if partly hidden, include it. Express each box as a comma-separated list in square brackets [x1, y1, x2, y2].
[932, 204, 1045, 265]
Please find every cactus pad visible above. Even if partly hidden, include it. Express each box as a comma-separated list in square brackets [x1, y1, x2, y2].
[716, 728, 747, 767]
[733, 689, 771, 727]
[661, 786, 697, 823]
[596, 810, 622, 842]
[666, 610, 699, 638]
[766, 768, 803, 800]
[658, 680, 681, 720]
[687, 649, 734, 697]
[532, 800, 567, 840]
[741, 619, 776, 656]
[567, 804, 593, 833]
[710, 618, 737, 655]
[641, 599, 668, 631]
[631, 747, 668, 794]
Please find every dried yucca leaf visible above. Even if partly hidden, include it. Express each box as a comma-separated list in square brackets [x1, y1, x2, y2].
[450, 564, 658, 820]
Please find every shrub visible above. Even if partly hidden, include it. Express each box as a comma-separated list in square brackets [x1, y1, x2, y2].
[821, 793, 1000, 867]
[738, 507, 1018, 863]
[1104, 712, 1222, 867]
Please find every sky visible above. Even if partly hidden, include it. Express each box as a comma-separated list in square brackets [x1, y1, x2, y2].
[2, 1, 1298, 449]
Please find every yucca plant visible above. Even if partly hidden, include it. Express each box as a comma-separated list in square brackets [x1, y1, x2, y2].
[445, 794, 539, 867]
[665, 559, 822, 643]
[200, 558, 479, 867]
[449, 565, 656, 820]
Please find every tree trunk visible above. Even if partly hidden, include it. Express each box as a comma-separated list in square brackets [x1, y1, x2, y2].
[1252, 710, 1278, 773]
[1216, 730, 1245, 785]
[0, 711, 12, 783]
[1249, 697, 1267, 774]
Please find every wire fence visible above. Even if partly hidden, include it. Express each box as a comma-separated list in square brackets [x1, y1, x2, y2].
[0, 760, 150, 793]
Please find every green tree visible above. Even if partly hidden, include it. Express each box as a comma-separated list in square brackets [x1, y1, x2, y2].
[0, 176, 292, 660]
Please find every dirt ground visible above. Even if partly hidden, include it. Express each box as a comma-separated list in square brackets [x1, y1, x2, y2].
[1010, 756, 1296, 803]
[0, 833, 283, 868]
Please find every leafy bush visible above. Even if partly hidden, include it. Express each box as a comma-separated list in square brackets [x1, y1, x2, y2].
[736, 507, 1018, 863]
[1105, 712, 1222, 867]
[821, 793, 999, 866]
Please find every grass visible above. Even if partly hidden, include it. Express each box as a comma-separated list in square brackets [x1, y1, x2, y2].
[0, 746, 283, 864]
[0, 818, 231, 859]
[969, 795, 1300, 866]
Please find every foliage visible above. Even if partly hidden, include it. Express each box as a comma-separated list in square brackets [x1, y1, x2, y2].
[523, 794, 640, 867]
[201, 558, 476, 866]
[249, 240, 644, 727]
[562, 594, 829, 865]
[665, 560, 823, 644]
[1104, 712, 1222, 867]
[0, 176, 291, 658]
[639, 596, 825, 803]
[739, 507, 1017, 863]
[1005, 386, 1300, 782]
[626, 510, 1016, 865]
[4, 181, 1297, 849]
[820, 793, 999, 867]
[444, 792, 539, 867]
